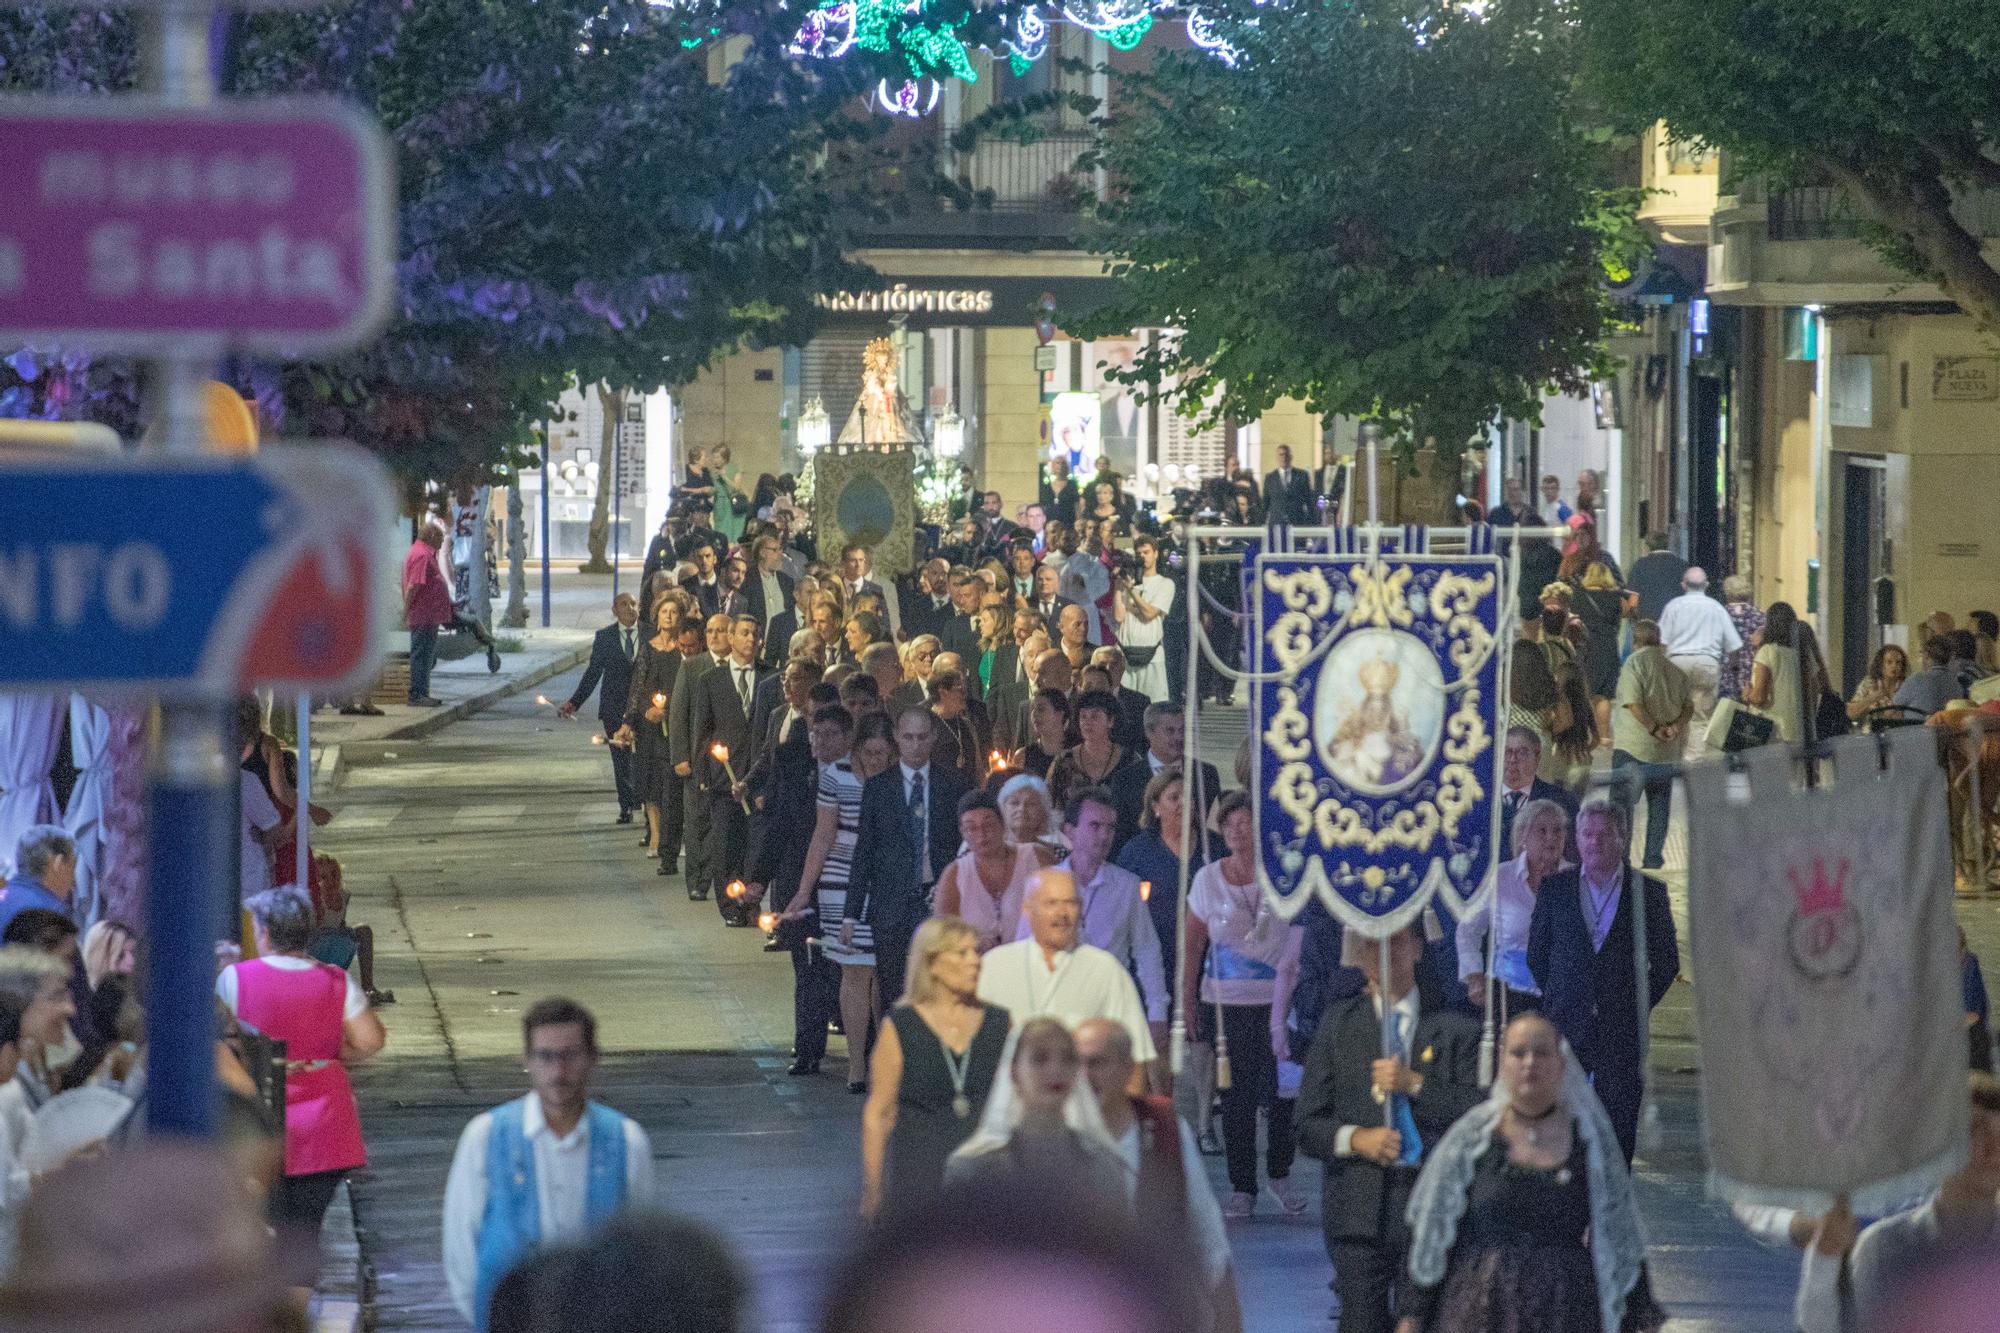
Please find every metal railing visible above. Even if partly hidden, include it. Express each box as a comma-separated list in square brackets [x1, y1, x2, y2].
[947, 129, 1096, 213]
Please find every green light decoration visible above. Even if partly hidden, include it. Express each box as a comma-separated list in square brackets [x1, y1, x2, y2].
[1010, 51, 1034, 76]
[900, 16, 979, 82]
[1103, 13, 1152, 49]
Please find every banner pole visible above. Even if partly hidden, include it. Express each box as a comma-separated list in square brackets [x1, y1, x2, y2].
[295, 694, 310, 892]
[1171, 534, 1202, 1079]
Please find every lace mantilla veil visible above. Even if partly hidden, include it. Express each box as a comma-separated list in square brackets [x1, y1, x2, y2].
[1403, 1038, 1648, 1333]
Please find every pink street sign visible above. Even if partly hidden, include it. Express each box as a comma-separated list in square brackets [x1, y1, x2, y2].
[0, 98, 394, 355]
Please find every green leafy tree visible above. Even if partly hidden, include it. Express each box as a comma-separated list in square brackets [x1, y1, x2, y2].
[1073, 0, 1637, 471]
[1574, 0, 2000, 329]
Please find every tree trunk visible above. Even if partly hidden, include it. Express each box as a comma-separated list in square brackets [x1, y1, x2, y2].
[502, 478, 527, 628]
[579, 382, 624, 574]
[1824, 158, 2000, 332]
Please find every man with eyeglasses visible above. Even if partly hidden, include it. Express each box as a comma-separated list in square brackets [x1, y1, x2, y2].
[443, 998, 654, 1333]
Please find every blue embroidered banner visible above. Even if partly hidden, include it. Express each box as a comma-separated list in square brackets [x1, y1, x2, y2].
[1251, 554, 1504, 934]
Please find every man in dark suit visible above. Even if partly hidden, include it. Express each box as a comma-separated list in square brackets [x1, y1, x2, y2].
[1136, 696, 1224, 808]
[1089, 646, 1151, 753]
[938, 574, 985, 682]
[1261, 444, 1315, 525]
[691, 615, 773, 926]
[669, 612, 732, 902]
[903, 558, 956, 640]
[1297, 927, 1483, 1333]
[843, 708, 968, 1005]
[1028, 561, 1075, 631]
[1312, 442, 1346, 524]
[558, 593, 642, 822]
[743, 532, 796, 648]
[1527, 799, 1678, 1165]
[1497, 726, 1580, 862]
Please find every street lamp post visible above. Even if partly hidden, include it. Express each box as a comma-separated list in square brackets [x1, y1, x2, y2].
[798, 396, 830, 458]
[933, 405, 964, 460]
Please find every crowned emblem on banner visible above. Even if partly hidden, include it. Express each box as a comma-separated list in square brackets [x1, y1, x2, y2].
[1251, 553, 1503, 932]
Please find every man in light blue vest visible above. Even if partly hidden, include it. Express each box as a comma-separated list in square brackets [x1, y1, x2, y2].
[443, 997, 655, 1331]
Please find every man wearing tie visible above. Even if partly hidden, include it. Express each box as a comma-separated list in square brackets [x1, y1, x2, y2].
[843, 708, 968, 1005]
[1497, 726, 1579, 864]
[1262, 445, 1315, 525]
[1312, 442, 1346, 524]
[1296, 927, 1483, 1333]
[691, 615, 772, 927]
[558, 593, 643, 823]
[669, 613, 733, 904]
[1527, 798, 1678, 1164]
[744, 535, 796, 665]
[1030, 561, 1074, 630]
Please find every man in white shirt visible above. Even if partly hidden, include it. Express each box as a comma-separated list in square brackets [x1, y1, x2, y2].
[1077, 1018, 1243, 1333]
[1656, 567, 1742, 760]
[442, 999, 654, 1332]
[1056, 528, 1111, 643]
[1017, 793, 1168, 1054]
[238, 769, 283, 902]
[979, 867, 1158, 1067]
[1795, 1074, 2000, 1333]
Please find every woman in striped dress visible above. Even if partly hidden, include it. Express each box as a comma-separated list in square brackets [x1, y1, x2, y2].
[792, 709, 897, 1092]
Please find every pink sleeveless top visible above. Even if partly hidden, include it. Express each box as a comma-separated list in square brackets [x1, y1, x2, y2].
[230, 958, 367, 1176]
[953, 844, 1039, 953]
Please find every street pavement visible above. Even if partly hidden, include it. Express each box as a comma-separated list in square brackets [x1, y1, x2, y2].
[327, 656, 1810, 1332]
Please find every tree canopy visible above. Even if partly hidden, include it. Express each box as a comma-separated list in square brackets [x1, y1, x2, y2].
[1072, 0, 1640, 467]
[1574, 0, 2000, 329]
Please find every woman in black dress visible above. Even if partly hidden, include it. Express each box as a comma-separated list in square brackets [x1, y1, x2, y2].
[616, 592, 687, 862]
[1401, 1013, 1664, 1333]
[859, 917, 1010, 1219]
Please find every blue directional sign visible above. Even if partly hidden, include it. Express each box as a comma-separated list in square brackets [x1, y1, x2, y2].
[0, 443, 394, 695]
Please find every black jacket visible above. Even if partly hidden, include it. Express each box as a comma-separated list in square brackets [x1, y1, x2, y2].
[1262, 466, 1315, 524]
[1497, 778, 1580, 864]
[689, 659, 772, 794]
[1527, 866, 1678, 1083]
[747, 709, 815, 898]
[569, 621, 641, 727]
[846, 765, 970, 936]
[740, 568, 795, 633]
[1296, 989, 1484, 1242]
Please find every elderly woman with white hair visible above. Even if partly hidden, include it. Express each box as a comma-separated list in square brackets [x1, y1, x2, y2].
[995, 773, 1066, 856]
[1398, 1012, 1663, 1333]
[1456, 797, 1571, 1019]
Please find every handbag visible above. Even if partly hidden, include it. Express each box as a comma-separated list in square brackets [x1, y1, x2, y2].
[1122, 643, 1160, 668]
[1721, 704, 1777, 752]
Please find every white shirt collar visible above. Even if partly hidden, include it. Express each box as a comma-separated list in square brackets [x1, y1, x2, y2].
[522, 1093, 588, 1149]
[1582, 865, 1624, 897]
[901, 762, 930, 786]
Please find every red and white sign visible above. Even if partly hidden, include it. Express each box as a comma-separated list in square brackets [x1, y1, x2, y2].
[0, 98, 394, 354]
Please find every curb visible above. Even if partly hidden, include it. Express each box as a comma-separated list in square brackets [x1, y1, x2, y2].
[378, 646, 590, 743]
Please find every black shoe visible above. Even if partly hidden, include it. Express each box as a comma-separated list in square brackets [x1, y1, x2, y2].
[617, 810, 634, 825]
[1641, 858, 1665, 870]
[688, 887, 708, 901]
[487, 645, 502, 673]
[788, 1060, 819, 1076]
[657, 861, 674, 877]
[657, 860, 678, 876]
[847, 1081, 868, 1095]
[724, 913, 752, 928]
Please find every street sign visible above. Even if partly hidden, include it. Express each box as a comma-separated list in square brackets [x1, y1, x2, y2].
[1033, 344, 1057, 372]
[0, 98, 394, 354]
[0, 443, 395, 696]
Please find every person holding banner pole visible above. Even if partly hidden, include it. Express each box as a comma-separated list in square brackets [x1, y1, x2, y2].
[1296, 927, 1482, 1333]
[1526, 799, 1677, 1165]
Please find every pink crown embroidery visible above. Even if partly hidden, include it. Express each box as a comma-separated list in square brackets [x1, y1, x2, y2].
[1787, 857, 1849, 919]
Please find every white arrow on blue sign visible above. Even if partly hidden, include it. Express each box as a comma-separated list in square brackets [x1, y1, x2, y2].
[0, 443, 395, 696]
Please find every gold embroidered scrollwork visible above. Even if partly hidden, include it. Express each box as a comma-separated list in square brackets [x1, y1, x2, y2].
[1344, 563, 1416, 630]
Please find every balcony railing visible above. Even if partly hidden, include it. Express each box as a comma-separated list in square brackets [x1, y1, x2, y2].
[1768, 185, 2000, 242]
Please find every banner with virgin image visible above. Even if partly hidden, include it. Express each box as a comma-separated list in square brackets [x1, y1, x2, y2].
[1251, 554, 1503, 934]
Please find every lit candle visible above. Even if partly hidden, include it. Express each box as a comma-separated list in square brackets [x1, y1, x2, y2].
[1140, 880, 1152, 902]
[590, 734, 604, 746]
[989, 749, 1007, 772]
[653, 692, 666, 708]
[535, 694, 551, 707]
[758, 911, 778, 934]
[726, 880, 746, 900]
[711, 743, 751, 814]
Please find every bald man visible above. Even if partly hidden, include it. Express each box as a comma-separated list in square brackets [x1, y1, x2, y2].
[976, 869, 1156, 1066]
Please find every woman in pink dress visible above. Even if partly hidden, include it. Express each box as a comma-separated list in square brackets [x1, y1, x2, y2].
[218, 886, 385, 1237]
[931, 791, 1051, 954]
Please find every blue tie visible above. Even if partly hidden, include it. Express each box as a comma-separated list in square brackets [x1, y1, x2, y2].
[1386, 1008, 1423, 1166]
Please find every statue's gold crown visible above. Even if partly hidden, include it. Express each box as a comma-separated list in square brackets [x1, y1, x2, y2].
[863, 337, 897, 378]
[1357, 657, 1399, 694]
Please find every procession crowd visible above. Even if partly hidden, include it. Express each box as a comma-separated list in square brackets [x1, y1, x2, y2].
[0, 454, 1993, 1333]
